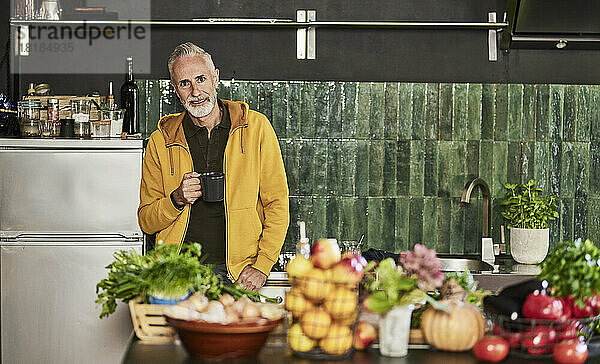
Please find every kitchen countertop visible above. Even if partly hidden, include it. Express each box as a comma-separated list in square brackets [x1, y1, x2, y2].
[122, 335, 569, 363]
[472, 256, 540, 291]
[123, 256, 579, 363]
[265, 256, 540, 293]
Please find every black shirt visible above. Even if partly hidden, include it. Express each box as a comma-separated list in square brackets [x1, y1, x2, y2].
[182, 99, 230, 264]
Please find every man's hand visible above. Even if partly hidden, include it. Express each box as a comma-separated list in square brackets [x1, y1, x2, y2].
[171, 172, 202, 207]
[236, 266, 267, 292]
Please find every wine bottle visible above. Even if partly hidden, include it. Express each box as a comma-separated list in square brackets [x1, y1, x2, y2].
[120, 56, 139, 135]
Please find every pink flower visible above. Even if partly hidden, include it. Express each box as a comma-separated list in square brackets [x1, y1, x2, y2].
[398, 244, 445, 291]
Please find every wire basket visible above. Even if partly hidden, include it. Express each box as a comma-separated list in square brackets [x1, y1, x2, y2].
[490, 313, 600, 359]
[286, 275, 359, 359]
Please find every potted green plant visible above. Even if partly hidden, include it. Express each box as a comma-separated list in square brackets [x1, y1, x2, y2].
[537, 238, 600, 310]
[362, 244, 448, 357]
[500, 179, 559, 264]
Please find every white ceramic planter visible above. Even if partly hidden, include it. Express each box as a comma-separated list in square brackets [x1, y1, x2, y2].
[510, 227, 549, 264]
[379, 304, 414, 357]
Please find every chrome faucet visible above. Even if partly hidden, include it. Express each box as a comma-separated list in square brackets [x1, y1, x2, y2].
[461, 178, 491, 237]
[461, 178, 504, 265]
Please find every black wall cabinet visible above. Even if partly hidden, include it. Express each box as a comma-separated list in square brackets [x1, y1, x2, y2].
[7, 0, 600, 97]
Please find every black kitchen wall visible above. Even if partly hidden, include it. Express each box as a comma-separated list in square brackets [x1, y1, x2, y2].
[1, 5, 10, 96]
[9, 0, 600, 98]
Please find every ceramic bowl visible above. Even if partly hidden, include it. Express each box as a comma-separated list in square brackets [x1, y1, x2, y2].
[166, 316, 283, 361]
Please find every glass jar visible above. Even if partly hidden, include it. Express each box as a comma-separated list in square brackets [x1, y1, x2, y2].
[39, 119, 53, 138]
[46, 98, 61, 137]
[21, 119, 40, 137]
[91, 120, 110, 138]
[71, 99, 90, 137]
[101, 109, 124, 138]
[18, 100, 41, 137]
[74, 119, 90, 137]
[18, 100, 41, 121]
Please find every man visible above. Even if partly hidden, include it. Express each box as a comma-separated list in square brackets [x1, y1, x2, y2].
[138, 42, 289, 291]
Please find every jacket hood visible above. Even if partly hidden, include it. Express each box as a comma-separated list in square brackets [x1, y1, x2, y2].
[157, 99, 249, 146]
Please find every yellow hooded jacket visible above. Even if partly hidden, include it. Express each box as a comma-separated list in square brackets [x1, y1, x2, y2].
[138, 100, 290, 281]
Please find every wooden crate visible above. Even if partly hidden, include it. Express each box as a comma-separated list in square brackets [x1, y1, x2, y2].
[128, 297, 176, 345]
[23, 95, 104, 121]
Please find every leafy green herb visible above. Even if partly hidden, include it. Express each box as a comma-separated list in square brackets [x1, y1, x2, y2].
[95, 248, 151, 318]
[141, 243, 211, 298]
[500, 179, 559, 229]
[362, 258, 448, 314]
[537, 238, 600, 308]
[410, 305, 427, 329]
[95, 242, 276, 318]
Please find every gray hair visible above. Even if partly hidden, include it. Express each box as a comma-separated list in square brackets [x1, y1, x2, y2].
[167, 42, 216, 78]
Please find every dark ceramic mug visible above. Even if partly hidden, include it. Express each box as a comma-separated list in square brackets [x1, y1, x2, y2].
[199, 172, 225, 202]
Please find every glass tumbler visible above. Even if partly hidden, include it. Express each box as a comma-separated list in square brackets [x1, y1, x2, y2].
[101, 109, 124, 138]
[39, 119, 53, 138]
[71, 99, 90, 137]
[18, 100, 41, 137]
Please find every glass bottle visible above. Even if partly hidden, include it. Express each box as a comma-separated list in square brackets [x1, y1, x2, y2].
[46, 98, 60, 137]
[27, 82, 35, 96]
[296, 221, 310, 259]
[105, 81, 116, 110]
[120, 56, 139, 135]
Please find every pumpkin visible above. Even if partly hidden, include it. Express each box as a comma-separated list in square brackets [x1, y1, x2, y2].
[420, 300, 485, 351]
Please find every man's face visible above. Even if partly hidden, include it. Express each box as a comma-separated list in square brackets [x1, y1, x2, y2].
[170, 55, 219, 119]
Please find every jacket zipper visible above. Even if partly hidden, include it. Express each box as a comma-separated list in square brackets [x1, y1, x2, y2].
[223, 123, 248, 282]
[166, 142, 193, 248]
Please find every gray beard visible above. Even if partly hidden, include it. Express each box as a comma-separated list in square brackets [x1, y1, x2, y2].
[185, 96, 216, 119]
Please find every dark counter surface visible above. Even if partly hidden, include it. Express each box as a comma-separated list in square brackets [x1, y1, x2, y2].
[122, 334, 578, 364]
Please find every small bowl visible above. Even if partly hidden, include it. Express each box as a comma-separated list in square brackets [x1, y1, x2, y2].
[147, 291, 192, 305]
[166, 317, 283, 361]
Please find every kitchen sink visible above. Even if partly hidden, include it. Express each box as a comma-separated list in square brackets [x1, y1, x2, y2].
[439, 258, 494, 272]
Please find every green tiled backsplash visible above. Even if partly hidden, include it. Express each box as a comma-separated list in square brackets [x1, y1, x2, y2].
[137, 80, 600, 255]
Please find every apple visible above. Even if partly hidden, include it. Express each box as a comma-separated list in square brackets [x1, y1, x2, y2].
[310, 238, 341, 269]
[353, 321, 377, 350]
[286, 255, 313, 278]
[331, 253, 368, 284]
[302, 268, 334, 302]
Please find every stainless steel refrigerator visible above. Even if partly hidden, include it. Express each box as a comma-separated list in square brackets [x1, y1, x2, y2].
[0, 138, 144, 364]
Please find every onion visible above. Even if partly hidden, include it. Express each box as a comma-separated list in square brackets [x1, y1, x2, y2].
[259, 303, 285, 320]
[188, 293, 209, 312]
[197, 301, 227, 323]
[225, 306, 240, 324]
[164, 305, 201, 321]
[232, 296, 252, 314]
[241, 302, 261, 319]
[219, 293, 235, 307]
[176, 299, 196, 311]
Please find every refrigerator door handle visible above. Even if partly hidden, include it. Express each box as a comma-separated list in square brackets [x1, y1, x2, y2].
[0, 232, 143, 245]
